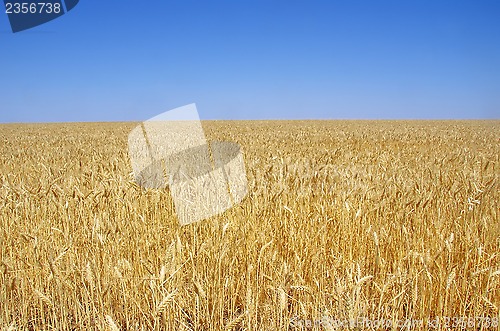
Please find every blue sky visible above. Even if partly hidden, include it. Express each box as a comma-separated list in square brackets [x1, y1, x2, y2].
[0, 0, 499, 122]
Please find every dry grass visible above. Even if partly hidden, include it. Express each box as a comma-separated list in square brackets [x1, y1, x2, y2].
[0, 120, 498, 330]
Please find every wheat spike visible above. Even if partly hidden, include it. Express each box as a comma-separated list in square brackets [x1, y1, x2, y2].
[356, 275, 373, 288]
[277, 287, 288, 312]
[159, 265, 166, 284]
[3, 322, 17, 331]
[155, 289, 177, 315]
[48, 259, 59, 278]
[194, 280, 207, 300]
[482, 296, 498, 311]
[105, 315, 120, 331]
[257, 240, 273, 267]
[85, 262, 94, 288]
[446, 270, 456, 290]
[225, 311, 246, 330]
[373, 231, 379, 246]
[34, 290, 53, 308]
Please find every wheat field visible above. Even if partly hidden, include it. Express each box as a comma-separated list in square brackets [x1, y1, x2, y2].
[0, 120, 498, 330]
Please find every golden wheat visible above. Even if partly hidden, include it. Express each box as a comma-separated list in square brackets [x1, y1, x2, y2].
[0, 120, 498, 330]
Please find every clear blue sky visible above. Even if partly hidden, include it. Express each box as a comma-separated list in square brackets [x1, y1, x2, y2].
[0, 0, 499, 122]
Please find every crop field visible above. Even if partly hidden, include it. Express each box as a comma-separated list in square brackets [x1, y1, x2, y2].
[0, 120, 498, 330]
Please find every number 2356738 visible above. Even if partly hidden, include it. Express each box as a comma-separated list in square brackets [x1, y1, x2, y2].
[5, 2, 62, 14]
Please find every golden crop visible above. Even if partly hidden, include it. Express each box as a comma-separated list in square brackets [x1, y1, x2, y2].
[0, 121, 498, 330]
